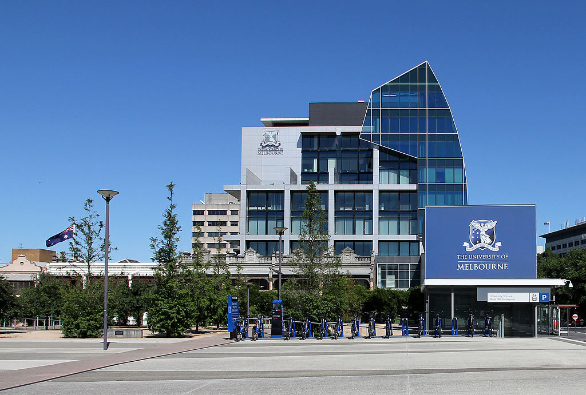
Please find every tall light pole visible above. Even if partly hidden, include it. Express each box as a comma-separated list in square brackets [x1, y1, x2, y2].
[274, 226, 287, 301]
[98, 189, 118, 351]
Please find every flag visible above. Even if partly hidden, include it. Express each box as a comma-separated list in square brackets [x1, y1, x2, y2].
[46, 225, 75, 247]
[544, 222, 550, 225]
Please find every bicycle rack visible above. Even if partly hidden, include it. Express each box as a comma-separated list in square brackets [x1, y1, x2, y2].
[401, 318, 409, 336]
[451, 317, 458, 336]
[384, 315, 393, 338]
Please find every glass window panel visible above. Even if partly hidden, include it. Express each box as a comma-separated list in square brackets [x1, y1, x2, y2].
[268, 193, 283, 210]
[399, 218, 410, 235]
[454, 167, 463, 183]
[302, 155, 318, 173]
[428, 167, 436, 183]
[319, 135, 336, 150]
[436, 168, 445, 183]
[410, 242, 419, 256]
[445, 167, 454, 183]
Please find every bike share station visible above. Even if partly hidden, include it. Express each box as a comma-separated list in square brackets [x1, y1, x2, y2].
[423, 205, 566, 337]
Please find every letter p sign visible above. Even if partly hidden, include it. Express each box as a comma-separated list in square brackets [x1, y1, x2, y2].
[539, 293, 550, 303]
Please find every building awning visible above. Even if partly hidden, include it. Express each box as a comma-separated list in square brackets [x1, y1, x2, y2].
[423, 278, 566, 288]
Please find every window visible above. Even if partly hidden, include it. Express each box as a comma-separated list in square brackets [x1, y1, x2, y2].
[230, 221, 238, 226]
[247, 241, 279, 256]
[247, 192, 284, 235]
[192, 221, 204, 226]
[208, 210, 227, 216]
[290, 191, 327, 234]
[193, 210, 204, 215]
[377, 263, 418, 289]
[207, 221, 227, 227]
[335, 192, 372, 235]
[207, 232, 227, 237]
[379, 192, 417, 235]
[230, 210, 239, 215]
[379, 241, 419, 256]
[334, 241, 372, 256]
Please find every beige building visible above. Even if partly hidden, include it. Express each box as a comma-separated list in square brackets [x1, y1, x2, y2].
[0, 255, 47, 292]
[11, 248, 57, 263]
[192, 193, 240, 255]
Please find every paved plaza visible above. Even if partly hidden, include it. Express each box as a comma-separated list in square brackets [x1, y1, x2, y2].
[1, 330, 585, 394]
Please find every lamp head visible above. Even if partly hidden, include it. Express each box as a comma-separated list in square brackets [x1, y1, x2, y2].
[274, 226, 288, 235]
[97, 190, 119, 201]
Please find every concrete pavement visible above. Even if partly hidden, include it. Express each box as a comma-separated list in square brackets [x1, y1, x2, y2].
[1, 333, 585, 394]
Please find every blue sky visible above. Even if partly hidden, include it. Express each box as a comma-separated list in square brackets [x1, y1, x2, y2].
[1, 1, 584, 262]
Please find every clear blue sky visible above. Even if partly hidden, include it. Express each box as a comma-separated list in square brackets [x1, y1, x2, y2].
[1, 0, 584, 262]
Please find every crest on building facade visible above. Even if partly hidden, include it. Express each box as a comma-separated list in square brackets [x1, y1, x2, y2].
[258, 130, 283, 155]
[463, 219, 502, 251]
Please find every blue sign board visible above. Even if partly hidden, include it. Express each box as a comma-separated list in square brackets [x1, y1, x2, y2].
[539, 293, 550, 303]
[425, 205, 537, 279]
[227, 296, 239, 332]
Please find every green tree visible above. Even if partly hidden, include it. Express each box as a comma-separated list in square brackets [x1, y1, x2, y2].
[538, 248, 586, 318]
[288, 182, 341, 294]
[18, 273, 66, 327]
[0, 276, 17, 322]
[147, 182, 197, 336]
[61, 279, 105, 338]
[283, 181, 345, 320]
[69, 198, 110, 282]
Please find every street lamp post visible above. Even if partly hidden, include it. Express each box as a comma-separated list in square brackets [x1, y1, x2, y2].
[274, 227, 287, 301]
[98, 189, 119, 351]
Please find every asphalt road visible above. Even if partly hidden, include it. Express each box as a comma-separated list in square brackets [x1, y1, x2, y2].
[2, 335, 586, 394]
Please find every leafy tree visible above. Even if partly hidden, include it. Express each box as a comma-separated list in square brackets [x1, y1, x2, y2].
[0, 276, 17, 322]
[18, 273, 66, 326]
[204, 251, 233, 328]
[68, 198, 111, 281]
[283, 181, 346, 320]
[61, 279, 106, 338]
[148, 182, 197, 336]
[538, 248, 586, 318]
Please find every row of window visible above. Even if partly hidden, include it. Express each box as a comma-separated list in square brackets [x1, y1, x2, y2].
[302, 134, 373, 151]
[550, 239, 586, 250]
[193, 210, 239, 216]
[368, 114, 456, 134]
[192, 221, 238, 227]
[244, 241, 420, 257]
[361, 138, 462, 159]
[370, 88, 449, 109]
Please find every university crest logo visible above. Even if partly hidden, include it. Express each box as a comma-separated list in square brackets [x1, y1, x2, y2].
[463, 220, 502, 252]
[260, 130, 281, 148]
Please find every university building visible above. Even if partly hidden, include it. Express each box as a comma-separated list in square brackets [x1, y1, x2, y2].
[541, 218, 586, 256]
[215, 61, 468, 290]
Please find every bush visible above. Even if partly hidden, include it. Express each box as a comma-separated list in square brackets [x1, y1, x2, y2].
[61, 281, 106, 338]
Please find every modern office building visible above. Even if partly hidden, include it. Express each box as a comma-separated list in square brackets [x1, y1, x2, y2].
[541, 218, 586, 256]
[222, 61, 468, 289]
[191, 193, 241, 255]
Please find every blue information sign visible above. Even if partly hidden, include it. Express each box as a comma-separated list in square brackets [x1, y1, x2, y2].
[425, 205, 537, 279]
[228, 296, 239, 332]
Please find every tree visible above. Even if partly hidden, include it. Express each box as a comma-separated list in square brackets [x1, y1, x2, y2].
[538, 248, 586, 318]
[68, 198, 109, 281]
[0, 276, 17, 322]
[284, 181, 343, 320]
[147, 182, 197, 336]
[290, 181, 341, 293]
[61, 279, 105, 338]
[18, 273, 66, 327]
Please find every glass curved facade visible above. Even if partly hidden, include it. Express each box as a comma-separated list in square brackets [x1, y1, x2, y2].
[360, 61, 468, 234]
